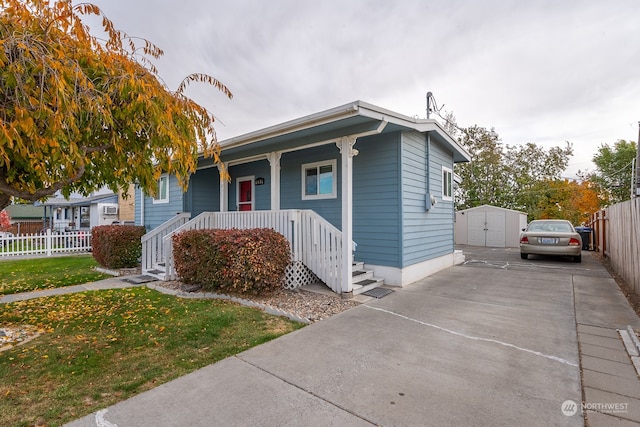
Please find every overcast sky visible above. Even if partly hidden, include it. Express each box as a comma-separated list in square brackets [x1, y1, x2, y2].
[90, 0, 640, 178]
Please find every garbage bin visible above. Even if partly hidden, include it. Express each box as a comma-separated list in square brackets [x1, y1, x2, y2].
[575, 227, 593, 251]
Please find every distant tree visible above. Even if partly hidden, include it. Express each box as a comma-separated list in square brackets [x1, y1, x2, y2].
[455, 126, 573, 217]
[505, 142, 573, 215]
[0, 0, 232, 211]
[583, 140, 637, 205]
[455, 126, 510, 209]
[441, 110, 461, 140]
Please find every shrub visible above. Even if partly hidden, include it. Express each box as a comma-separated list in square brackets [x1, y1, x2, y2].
[172, 228, 291, 295]
[92, 225, 146, 269]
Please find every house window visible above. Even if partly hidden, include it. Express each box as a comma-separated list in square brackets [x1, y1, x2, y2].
[153, 174, 169, 204]
[442, 166, 453, 201]
[302, 160, 337, 200]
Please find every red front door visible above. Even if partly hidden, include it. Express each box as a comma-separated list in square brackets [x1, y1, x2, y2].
[238, 179, 253, 211]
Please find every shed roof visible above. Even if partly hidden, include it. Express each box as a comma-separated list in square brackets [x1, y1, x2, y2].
[456, 204, 528, 215]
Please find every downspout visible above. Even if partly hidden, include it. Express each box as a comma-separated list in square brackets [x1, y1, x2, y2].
[338, 120, 388, 296]
[426, 133, 432, 210]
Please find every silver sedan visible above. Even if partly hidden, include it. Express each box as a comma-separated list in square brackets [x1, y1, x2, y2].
[519, 219, 583, 263]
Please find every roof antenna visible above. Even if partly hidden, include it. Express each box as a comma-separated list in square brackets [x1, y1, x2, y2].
[426, 92, 444, 119]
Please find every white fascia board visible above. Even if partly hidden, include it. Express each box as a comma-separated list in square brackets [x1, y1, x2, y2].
[356, 103, 471, 163]
[219, 102, 361, 150]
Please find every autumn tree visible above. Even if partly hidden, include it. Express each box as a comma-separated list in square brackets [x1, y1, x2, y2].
[533, 179, 600, 224]
[0, 0, 232, 211]
[582, 139, 637, 205]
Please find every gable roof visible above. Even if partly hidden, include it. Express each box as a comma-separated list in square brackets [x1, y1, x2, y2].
[218, 101, 471, 163]
[456, 204, 528, 215]
[4, 204, 43, 219]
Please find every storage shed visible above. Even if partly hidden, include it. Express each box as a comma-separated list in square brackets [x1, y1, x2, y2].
[455, 205, 527, 248]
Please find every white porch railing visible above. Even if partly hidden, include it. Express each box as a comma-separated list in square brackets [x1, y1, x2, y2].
[0, 229, 91, 257]
[141, 213, 191, 274]
[151, 210, 347, 293]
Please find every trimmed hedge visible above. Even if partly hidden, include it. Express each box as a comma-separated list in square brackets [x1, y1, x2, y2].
[92, 225, 146, 269]
[172, 228, 291, 295]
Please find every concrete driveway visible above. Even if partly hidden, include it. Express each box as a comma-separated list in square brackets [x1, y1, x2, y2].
[67, 247, 639, 427]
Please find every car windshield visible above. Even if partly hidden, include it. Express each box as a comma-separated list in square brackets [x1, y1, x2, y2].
[528, 221, 573, 232]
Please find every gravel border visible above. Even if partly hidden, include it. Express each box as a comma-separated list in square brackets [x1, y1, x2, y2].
[148, 282, 360, 324]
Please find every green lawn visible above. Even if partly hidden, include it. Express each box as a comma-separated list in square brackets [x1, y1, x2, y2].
[0, 255, 108, 295]
[0, 287, 303, 426]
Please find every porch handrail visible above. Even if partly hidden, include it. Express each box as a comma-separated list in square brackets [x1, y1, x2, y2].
[141, 213, 191, 273]
[159, 210, 348, 293]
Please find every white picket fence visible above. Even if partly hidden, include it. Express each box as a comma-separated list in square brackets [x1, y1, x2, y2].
[0, 229, 91, 257]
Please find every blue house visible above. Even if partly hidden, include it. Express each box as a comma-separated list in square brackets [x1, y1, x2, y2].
[137, 101, 471, 296]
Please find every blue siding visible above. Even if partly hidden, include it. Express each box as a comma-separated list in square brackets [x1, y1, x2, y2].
[280, 146, 342, 228]
[185, 167, 220, 216]
[228, 160, 271, 211]
[353, 132, 401, 267]
[401, 131, 455, 267]
[135, 174, 185, 230]
[136, 129, 457, 272]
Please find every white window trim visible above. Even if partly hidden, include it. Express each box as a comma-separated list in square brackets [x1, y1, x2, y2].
[153, 174, 170, 204]
[301, 159, 337, 200]
[442, 166, 453, 201]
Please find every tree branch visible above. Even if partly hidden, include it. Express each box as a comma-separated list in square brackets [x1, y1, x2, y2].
[0, 162, 86, 203]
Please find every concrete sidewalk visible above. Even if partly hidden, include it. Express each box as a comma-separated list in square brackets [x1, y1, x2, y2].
[0, 277, 146, 304]
[574, 274, 640, 426]
[65, 252, 609, 427]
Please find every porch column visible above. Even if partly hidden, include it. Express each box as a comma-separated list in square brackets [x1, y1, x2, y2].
[218, 163, 229, 212]
[337, 136, 358, 294]
[267, 152, 282, 210]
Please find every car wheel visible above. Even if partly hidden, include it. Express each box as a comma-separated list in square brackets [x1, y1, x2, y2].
[574, 254, 582, 263]
[520, 253, 528, 260]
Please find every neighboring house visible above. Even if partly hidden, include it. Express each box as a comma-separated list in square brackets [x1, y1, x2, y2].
[40, 192, 119, 232]
[455, 205, 528, 248]
[4, 204, 45, 235]
[136, 101, 471, 296]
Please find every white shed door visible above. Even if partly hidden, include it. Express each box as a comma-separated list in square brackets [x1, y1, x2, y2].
[467, 212, 486, 246]
[486, 211, 506, 247]
[466, 210, 506, 247]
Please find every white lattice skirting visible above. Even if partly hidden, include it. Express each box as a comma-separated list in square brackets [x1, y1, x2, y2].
[283, 261, 320, 290]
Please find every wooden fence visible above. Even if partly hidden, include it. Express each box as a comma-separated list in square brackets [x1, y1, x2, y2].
[6, 221, 49, 236]
[590, 198, 640, 294]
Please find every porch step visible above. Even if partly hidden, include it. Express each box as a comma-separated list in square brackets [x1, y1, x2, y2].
[143, 268, 166, 281]
[352, 269, 373, 281]
[352, 262, 384, 295]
